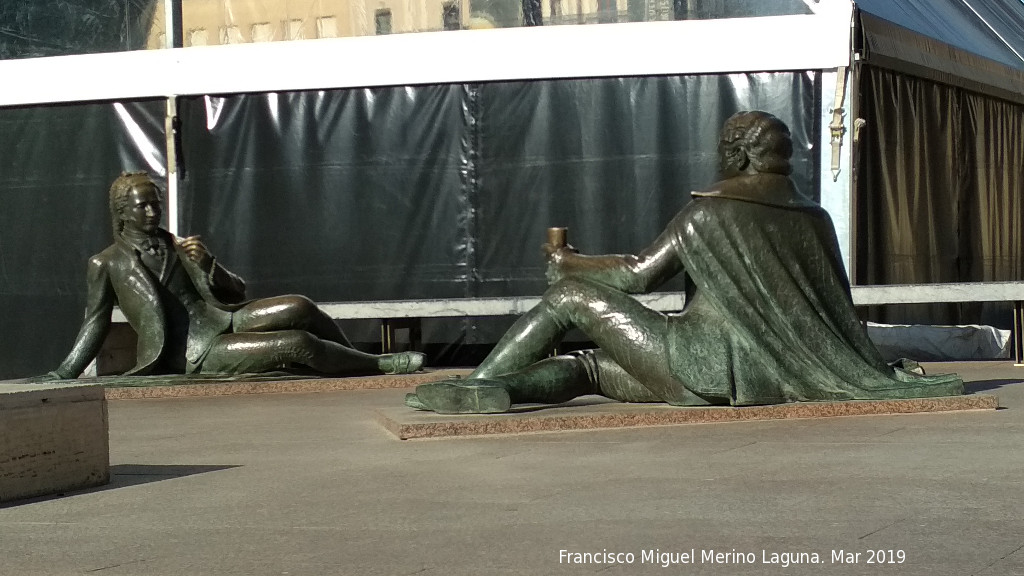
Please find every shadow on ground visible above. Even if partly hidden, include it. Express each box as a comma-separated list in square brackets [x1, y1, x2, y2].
[965, 379, 1023, 393]
[1, 464, 240, 509]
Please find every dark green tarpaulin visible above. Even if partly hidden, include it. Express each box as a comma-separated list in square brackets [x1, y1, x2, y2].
[0, 73, 816, 377]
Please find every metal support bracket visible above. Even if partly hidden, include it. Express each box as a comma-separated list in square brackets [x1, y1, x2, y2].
[165, 97, 180, 235]
[1014, 301, 1024, 366]
[829, 66, 848, 182]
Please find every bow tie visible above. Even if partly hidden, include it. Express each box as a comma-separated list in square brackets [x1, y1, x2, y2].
[140, 238, 165, 256]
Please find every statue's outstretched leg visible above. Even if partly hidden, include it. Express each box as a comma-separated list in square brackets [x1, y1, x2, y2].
[410, 278, 704, 413]
[228, 295, 423, 374]
[475, 349, 682, 404]
[410, 352, 598, 413]
[408, 347, 715, 413]
[233, 295, 355, 347]
[202, 330, 423, 375]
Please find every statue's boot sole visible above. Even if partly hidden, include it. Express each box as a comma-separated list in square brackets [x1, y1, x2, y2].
[414, 380, 511, 414]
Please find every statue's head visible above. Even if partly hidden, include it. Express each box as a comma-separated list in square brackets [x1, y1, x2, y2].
[109, 171, 163, 237]
[718, 111, 793, 178]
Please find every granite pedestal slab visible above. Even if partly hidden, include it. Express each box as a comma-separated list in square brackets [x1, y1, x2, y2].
[379, 393, 999, 440]
[99, 369, 472, 399]
[0, 382, 109, 502]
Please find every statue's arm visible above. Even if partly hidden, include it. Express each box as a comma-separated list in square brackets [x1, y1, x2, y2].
[549, 225, 683, 294]
[206, 258, 247, 304]
[179, 236, 246, 303]
[51, 257, 115, 379]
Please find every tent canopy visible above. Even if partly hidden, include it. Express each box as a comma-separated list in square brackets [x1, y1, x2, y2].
[855, 0, 1024, 104]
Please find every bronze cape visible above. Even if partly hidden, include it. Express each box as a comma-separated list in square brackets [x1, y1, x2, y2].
[662, 173, 962, 404]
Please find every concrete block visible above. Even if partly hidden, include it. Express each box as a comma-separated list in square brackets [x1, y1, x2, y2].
[0, 382, 109, 502]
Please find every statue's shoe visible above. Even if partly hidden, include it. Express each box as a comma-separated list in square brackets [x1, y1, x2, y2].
[405, 393, 428, 410]
[413, 380, 511, 414]
[405, 374, 465, 410]
[381, 351, 426, 374]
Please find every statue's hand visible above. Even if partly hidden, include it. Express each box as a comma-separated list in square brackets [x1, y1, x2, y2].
[180, 236, 214, 271]
[542, 242, 578, 285]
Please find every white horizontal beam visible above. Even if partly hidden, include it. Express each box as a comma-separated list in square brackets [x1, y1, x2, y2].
[111, 292, 686, 322]
[306, 284, 1024, 317]
[319, 292, 687, 319]
[850, 282, 1024, 306]
[0, 12, 852, 108]
[109, 281, 1024, 324]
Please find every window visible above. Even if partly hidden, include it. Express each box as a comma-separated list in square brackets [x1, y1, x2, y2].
[317, 16, 338, 38]
[188, 28, 208, 46]
[375, 9, 393, 35]
[597, 0, 618, 23]
[442, 1, 461, 30]
[220, 25, 243, 44]
[251, 22, 274, 42]
[286, 19, 305, 40]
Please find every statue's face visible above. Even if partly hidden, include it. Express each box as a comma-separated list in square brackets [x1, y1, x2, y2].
[120, 183, 162, 235]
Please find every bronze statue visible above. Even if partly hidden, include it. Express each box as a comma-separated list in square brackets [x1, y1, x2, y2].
[407, 111, 963, 413]
[47, 172, 424, 379]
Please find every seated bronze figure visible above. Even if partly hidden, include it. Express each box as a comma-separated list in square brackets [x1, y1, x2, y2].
[408, 111, 963, 414]
[48, 172, 423, 379]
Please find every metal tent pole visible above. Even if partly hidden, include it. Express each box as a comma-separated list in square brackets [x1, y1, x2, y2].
[164, 0, 183, 235]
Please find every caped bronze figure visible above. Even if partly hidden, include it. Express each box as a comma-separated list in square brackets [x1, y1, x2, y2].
[48, 172, 423, 379]
[408, 111, 963, 413]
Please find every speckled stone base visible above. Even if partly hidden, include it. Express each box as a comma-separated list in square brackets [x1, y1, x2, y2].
[378, 394, 1000, 440]
[103, 369, 472, 399]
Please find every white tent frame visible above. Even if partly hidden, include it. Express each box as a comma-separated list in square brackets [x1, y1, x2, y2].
[0, 1, 857, 268]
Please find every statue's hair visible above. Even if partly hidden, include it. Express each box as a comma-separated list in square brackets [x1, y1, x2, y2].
[719, 111, 793, 175]
[109, 171, 162, 237]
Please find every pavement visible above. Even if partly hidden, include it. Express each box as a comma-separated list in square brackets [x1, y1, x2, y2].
[2, 361, 1023, 576]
